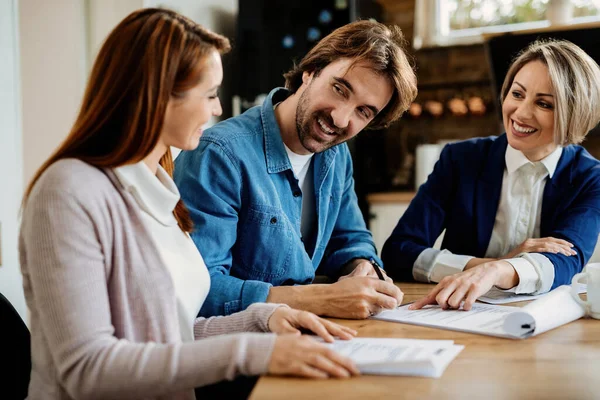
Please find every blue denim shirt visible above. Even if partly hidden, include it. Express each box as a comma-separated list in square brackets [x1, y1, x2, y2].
[174, 88, 381, 317]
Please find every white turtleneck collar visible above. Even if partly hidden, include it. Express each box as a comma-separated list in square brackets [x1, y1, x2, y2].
[113, 161, 180, 226]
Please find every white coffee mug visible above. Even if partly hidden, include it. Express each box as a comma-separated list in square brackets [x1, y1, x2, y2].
[571, 263, 600, 319]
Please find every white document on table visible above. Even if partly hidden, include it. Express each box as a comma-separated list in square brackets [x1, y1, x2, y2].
[479, 283, 587, 305]
[372, 286, 585, 339]
[324, 338, 464, 378]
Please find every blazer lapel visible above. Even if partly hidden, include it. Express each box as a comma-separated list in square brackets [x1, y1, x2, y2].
[474, 135, 507, 257]
[541, 146, 573, 234]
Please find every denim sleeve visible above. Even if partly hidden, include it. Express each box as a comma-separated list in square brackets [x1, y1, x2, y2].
[175, 141, 272, 317]
[319, 149, 380, 278]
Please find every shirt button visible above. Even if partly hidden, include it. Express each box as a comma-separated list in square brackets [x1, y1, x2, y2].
[293, 191, 301, 197]
[270, 217, 278, 224]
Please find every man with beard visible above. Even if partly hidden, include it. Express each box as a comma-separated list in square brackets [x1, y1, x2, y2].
[174, 20, 418, 319]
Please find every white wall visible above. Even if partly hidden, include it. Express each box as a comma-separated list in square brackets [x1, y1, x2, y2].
[87, 0, 144, 67]
[19, 0, 88, 185]
[20, 1, 144, 186]
[0, 0, 27, 320]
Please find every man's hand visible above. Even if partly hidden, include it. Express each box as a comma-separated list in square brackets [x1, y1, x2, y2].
[267, 277, 404, 319]
[268, 307, 357, 341]
[504, 237, 576, 259]
[338, 258, 393, 283]
[409, 260, 518, 311]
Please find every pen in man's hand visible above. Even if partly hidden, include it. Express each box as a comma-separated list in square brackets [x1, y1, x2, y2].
[369, 257, 386, 281]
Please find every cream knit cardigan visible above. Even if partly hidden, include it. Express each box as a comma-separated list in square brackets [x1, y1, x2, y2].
[20, 159, 281, 400]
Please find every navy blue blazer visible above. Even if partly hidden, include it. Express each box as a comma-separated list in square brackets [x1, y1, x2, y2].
[382, 134, 600, 289]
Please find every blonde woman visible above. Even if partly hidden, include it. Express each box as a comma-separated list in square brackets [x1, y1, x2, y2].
[383, 40, 600, 310]
[19, 9, 358, 400]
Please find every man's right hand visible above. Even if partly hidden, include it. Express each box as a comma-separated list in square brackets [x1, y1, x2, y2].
[321, 277, 403, 318]
[267, 277, 404, 319]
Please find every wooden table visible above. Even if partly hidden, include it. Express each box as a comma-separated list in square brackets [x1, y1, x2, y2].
[250, 283, 600, 400]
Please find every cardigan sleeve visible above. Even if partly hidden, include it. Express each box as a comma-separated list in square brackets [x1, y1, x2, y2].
[21, 174, 276, 400]
[193, 303, 289, 339]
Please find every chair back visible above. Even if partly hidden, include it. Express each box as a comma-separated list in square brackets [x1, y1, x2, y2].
[0, 292, 31, 399]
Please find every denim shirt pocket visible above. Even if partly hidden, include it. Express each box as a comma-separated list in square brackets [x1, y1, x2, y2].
[237, 205, 292, 281]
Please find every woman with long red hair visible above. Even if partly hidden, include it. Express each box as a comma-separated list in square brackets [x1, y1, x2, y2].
[20, 8, 358, 399]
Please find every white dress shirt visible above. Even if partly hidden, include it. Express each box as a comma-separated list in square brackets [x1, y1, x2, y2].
[114, 162, 210, 341]
[413, 145, 563, 294]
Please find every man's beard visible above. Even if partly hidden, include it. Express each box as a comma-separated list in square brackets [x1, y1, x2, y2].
[295, 86, 346, 154]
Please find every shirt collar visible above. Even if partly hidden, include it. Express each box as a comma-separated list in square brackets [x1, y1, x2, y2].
[113, 161, 180, 226]
[262, 87, 294, 174]
[505, 145, 563, 178]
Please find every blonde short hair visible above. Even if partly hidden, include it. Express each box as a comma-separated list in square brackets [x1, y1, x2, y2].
[501, 39, 600, 145]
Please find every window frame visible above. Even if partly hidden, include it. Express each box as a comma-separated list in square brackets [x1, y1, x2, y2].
[414, 0, 600, 49]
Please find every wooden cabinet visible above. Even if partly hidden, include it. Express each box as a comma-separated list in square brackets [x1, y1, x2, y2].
[368, 201, 410, 254]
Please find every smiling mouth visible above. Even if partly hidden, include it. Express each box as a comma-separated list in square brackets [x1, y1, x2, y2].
[316, 117, 338, 136]
[512, 120, 537, 135]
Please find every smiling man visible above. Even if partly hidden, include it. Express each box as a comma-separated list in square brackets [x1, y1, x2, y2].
[174, 20, 417, 319]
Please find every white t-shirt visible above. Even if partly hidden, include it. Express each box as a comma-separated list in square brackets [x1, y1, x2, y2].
[283, 144, 317, 249]
[114, 162, 210, 341]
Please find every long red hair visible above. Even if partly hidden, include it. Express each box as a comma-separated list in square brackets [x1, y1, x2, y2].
[22, 8, 230, 232]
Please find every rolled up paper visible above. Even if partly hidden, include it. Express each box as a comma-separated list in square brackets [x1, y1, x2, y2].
[503, 285, 586, 338]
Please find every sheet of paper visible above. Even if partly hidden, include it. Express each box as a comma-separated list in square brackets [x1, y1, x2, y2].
[324, 338, 464, 378]
[373, 303, 521, 338]
[479, 283, 587, 305]
[327, 338, 454, 363]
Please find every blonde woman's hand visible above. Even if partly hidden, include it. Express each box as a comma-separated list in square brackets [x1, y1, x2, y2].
[268, 334, 360, 379]
[268, 307, 357, 342]
[504, 237, 576, 259]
